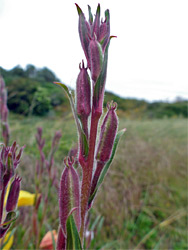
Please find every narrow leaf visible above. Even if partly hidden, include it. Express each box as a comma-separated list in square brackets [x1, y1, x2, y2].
[54, 82, 89, 157]
[1, 211, 18, 227]
[88, 5, 93, 24]
[88, 129, 126, 205]
[66, 214, 82, 250]
[93, 39, 110, 113]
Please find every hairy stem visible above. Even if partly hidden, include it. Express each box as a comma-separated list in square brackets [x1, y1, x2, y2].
[80, 110, 101, 241]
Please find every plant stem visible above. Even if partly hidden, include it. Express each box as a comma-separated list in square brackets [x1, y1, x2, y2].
[80, 110, 101, 241]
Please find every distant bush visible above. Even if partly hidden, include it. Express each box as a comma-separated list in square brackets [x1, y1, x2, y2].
[0, 65, 187, 118]
[31, 87, 52, 116]
[0, 65, 68, 116]
[5, 77, 38, 115]
[147, 101, 187, 118]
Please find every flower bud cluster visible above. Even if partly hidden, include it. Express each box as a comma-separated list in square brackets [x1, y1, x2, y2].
[57, 4, 125, 249]
[0, 142, 24, 238]
[75, 4, 112, 160]
[76, 3, 110, 70]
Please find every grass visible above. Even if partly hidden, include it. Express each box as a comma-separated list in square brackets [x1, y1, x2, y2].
[2, 113, 187, 249]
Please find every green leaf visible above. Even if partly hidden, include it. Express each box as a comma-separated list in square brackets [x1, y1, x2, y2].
[93, 39, 110, 111]
[66, 214, 82, 250]
[54, 82, 89, 157]
[1, 211, 18, 227]
[88, 5, 93, 24]
[88, 128, 126, 205]
[75, 3, 83, 15]
[54, 82, 71, 99]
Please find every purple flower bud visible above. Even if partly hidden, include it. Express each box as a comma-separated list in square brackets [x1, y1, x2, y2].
[0, 142, 24, 189]
[36, 127, 45, 150]
[37, 127, 43, 138]
[0, 224, 10, 239]
[92, 4, 100, 38]
[89, 38, 103, 82]
[76, 61, 91, 118]
[51, 131, 62, 152]
[1, 105, 8, 122]
[6, 176, 21, 212]
[59, 157, 81, 237]
[56, 226, 66, 250]
[76, 4, 91, 69]
[98, 9, 110, 51]
[96, 102, 118, 163]
[0, 162, 4, 190]
[68, 144, 79, 168]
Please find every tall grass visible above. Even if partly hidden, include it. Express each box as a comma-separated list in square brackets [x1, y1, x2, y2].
[4, 114, 187, 249]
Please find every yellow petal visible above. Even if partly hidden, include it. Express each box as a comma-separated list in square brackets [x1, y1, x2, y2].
[0, 232, 14, 250]
[4, 182, 11, 207]
[17, 190, 36, 207]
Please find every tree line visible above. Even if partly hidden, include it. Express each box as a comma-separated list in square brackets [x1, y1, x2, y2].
[0, 65, 187, 118]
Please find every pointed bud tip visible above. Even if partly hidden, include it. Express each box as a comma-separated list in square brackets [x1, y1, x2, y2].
[15, 175, 22, 182]
[96, 3, 100, 14]
[75, 3, 82, 15]
[107, 101, 117, 110]
[110, 35, 117, 40]
[63, 156, 74, 167]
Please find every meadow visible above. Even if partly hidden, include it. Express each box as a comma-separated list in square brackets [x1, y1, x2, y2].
[5, 113, 187, 249]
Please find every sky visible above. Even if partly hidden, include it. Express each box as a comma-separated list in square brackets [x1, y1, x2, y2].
[0, 0, 188, 102]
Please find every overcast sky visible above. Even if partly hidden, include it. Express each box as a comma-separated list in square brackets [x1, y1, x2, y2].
[0, 0, 188, 101]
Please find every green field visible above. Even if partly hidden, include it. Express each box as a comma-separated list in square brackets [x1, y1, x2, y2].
[3, 114, 188, 249]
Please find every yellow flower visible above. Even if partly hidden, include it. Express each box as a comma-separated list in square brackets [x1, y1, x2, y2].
[17, 190, 36, 207]
[2, 187, 37, 249]
[0, 232, 14, 250]
[4, 183, 36, 207]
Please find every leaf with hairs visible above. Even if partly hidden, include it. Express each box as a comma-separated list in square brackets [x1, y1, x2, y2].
[88, 128, 126, 206]
[54, 82, 89, 157]
[66, 214, 82, 250]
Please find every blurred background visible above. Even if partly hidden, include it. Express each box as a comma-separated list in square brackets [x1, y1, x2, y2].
[0, 0, 187, 249]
